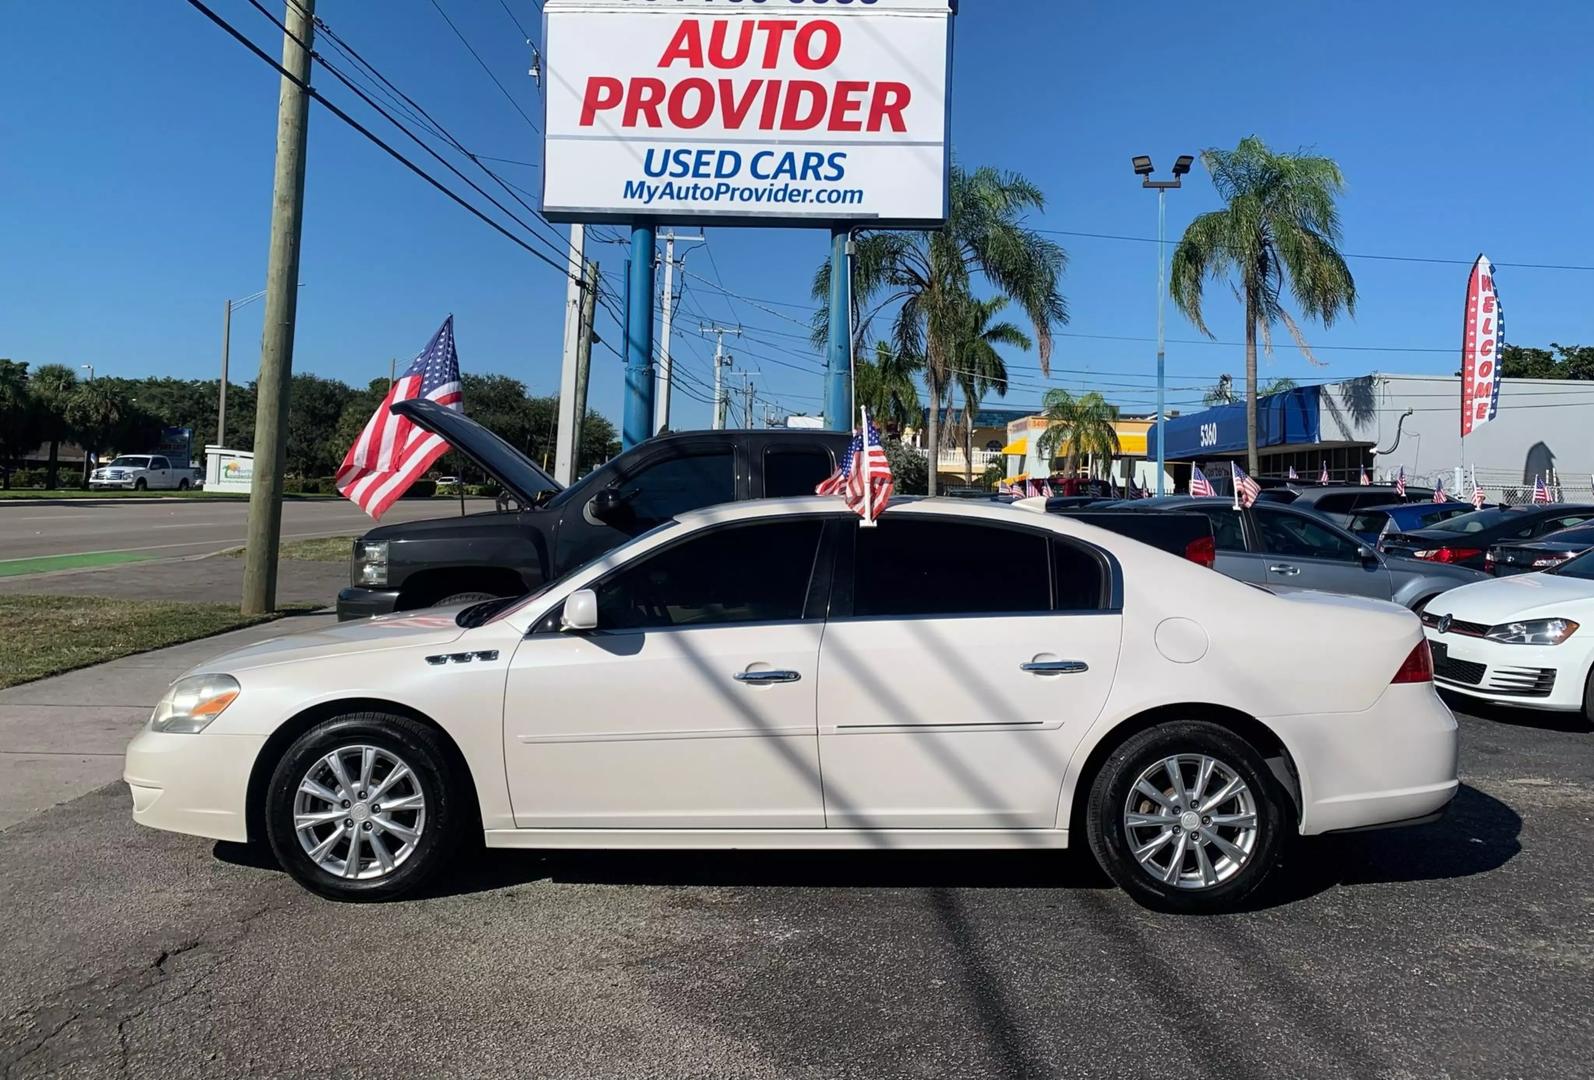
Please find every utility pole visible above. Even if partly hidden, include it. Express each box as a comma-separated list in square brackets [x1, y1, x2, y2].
[655, 231, 703, 435]
[571, 258, 598, 469]
[740, 374, 755, 429]
[242, 0, 315, 617]
[218, 299, 231, 450]
[554, 223, 586, 486]
[701, 324, 742, 430]
[388, 357, 396, 390]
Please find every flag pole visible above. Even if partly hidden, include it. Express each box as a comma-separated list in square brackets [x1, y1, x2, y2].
[1231, 462, 1241, 512]
[859, 404, 877, 529]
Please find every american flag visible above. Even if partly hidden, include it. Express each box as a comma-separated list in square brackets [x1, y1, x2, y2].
[815, 414, 894, 523]
[1471, 466, 1486, 509]
[335, 317, 463, 520]
[1189, 465, 1215, 497]
[1533, 474, 1551, 504]
[1433, 476, 1448, 503]
[1138, 477, 1151, 499]
[1287, 466, 1299, 480]
[1394, 467, 1406, 497]
[1041, 480, 1054, 498]
[1232, 462, 1261, 508]
[1359, 467, 1370, 486]
[1319, 462, 1330, 485]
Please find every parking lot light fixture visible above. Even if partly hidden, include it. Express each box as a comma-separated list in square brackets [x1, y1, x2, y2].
[1135, 152, 1193, 495]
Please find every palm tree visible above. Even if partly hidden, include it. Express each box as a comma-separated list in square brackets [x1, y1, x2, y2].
[950, 295, 1030, 482]
[813, 165, 1067, 495]
[31, 364, 79, 489]
[65, 380, 125, 478]
[1036, 388, 1119, 479]
[1203, 373, 1298, 406]
[854, 341, 923, 434]
[1171, 136, 1357, 473]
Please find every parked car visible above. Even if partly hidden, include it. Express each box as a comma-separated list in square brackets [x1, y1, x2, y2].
[1255, 483, 1437, 526]
[1019, 502, 1216, 567]
[125, 497, 1457, 913]
[88, 455, 200, 491]
[1421, 548, 1594, 718]
[337, 399, 849, 619]
[1109, 496, 1484, 610]
[1486, 521, 1594, 576]
[1347, 501, 1481, 546]
[1382, 505, 1594, 571]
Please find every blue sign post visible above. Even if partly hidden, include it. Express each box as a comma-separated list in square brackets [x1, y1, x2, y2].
[622, 225, 656, 450]
[824, 228, 852, 431]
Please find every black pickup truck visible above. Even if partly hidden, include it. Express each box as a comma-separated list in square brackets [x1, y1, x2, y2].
[337, 400, 848, 619]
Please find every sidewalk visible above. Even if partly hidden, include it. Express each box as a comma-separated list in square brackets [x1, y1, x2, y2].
[0, 612, 337, 831]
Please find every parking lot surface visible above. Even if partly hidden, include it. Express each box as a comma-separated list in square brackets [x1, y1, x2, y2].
[1, 701, 1589, 1079]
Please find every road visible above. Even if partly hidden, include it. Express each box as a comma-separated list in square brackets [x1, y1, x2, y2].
[0, 497, 487, 563]
[0, 697, 1589, 1079]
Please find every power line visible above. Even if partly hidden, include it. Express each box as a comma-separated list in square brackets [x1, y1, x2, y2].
[491, 0, 539, 41]
[187, 0, 575, 281]
[422, 0, 541, 133]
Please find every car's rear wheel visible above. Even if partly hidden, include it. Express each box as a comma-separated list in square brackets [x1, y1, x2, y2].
[1085, 721, 1288, 914]
[264, 713, 463, 901]
[177, 478, 190, 491]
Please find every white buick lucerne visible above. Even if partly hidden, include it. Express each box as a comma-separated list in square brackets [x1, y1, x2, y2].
[125, 497, 1458, 913]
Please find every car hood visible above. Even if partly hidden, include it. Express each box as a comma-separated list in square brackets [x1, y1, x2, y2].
[389, 398, 562, 506]
[1426, 572, 1594, 624]
[187, 611, 470, 675]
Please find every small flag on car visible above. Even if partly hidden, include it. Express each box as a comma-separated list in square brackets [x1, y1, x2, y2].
[1433, 477, 1448, 503]
[815, 408, 894, 524]
[1533, 474, 1551, 505]
[1287, 466, 1299, 480]
[1394, 467, 1406, 497]
[1319, 462, 1330, 485]
[335, 316, 463, 520]
[1471, 466, 1486, 509]
[1231, 462, 1261, 509]
[1189, 465, 1215, 498]
[1359, 467, 1371, 486]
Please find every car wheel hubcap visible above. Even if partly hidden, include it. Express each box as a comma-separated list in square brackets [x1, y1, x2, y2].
[294, 745, 426, 880]
[1123, 754, 1258, 891]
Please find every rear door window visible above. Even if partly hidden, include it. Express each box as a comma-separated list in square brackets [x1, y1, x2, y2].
[850, 518, 1060, 618]
[1256, 509, 1362, 562]
[763, 447, 834, 498]
[1183, 506, 1247, 552]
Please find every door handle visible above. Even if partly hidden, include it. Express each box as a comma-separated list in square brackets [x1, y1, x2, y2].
[734, 670, 802, 685]
[1268, 564, 1302, 576]
[1020, 660, 1089, 675]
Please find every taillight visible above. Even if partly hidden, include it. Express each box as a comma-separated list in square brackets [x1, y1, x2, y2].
[1415, 546, 1482, 564]
[1391, 640, 1434, 684]
[1184, 534, 1216, 569]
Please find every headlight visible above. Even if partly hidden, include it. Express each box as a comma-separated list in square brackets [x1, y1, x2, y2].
[1485, 618, 1580, 646]
[151, 674, 240, 733]
[354, 540, 389, 586]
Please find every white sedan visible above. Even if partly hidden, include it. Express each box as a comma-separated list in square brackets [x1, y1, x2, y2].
[124, 497, 1458, 913]
[1421, 549, 1594, 717]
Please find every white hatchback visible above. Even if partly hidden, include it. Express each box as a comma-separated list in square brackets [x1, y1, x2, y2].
[1422, 550, 1594, 717]
[124, 498, 1459, 913]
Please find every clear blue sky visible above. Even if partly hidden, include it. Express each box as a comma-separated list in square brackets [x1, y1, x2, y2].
[3, 0, 1591, 430]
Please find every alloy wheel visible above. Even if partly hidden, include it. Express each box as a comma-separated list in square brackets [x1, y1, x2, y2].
[1122, 753, 1259, 890]
[293, 745, 427, 880]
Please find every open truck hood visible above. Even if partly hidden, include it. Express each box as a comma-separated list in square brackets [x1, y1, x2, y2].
[390, 398, 562, 506]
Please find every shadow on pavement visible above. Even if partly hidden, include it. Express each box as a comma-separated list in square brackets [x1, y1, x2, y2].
[214, 782, 1521, 907]
[1441, 690, 1593, 734]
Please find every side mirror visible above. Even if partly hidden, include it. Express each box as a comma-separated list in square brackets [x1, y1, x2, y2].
[1358, 545, 1380, 564]
[589, 487, 626, 522]
[561, 588, 599, 632]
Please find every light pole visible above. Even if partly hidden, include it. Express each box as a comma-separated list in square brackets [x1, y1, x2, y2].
[1133, 153, 1193, 495]
[219, 289, 265, 450]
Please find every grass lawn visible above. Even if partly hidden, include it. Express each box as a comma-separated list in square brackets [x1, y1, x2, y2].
[223, 535, 354, 562]
[0, 489, 338, 501]
[0, 595, 311, 689]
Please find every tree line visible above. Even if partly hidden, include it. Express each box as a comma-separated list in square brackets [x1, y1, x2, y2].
[0, 361, 619, 489]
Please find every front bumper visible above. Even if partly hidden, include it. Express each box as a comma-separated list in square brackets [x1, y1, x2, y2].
[337, 586, 402, 621]
[88, 479, 135, 489]
[124, 727, 266, 843]
[1269, 683, 1459, 835]
[1423, 628, 1589, 711]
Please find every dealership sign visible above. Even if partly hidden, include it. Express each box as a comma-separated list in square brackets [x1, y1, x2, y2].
[1460, 254, 1504, 437]
[541, 0, 953, 226]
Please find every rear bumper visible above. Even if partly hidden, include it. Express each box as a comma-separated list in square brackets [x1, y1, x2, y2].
[124, 728, 263, 843]
[1268, 683, 1460, 835]
[337, 586, 402, 621]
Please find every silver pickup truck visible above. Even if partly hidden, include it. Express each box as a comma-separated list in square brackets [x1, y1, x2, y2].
[88, 455, 201, 491]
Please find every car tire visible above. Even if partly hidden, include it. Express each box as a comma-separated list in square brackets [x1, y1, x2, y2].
[1584, 667, 1594, 723]
[264, 712, 465, 902]
[177, 479, 190, 491]
[133, 478, 146, 491]
[435, 591, 501, 608]
[1085, 720, 1289, 914]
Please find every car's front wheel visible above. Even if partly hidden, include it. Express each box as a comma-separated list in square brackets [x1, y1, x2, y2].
[133, 478, 146, 491]
[264, 713, 464, 901]
[1085, 720, 1289, 914]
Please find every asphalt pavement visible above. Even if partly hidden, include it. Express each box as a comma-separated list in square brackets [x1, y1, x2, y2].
[0, 497, 487, 563]
[0, 621, 1589, 1079]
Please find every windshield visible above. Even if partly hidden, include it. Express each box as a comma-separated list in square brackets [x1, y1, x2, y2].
[1427, 508, 1518, 534]
[108, 457, 149, 468]
[1549, 549, 1594, 580]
